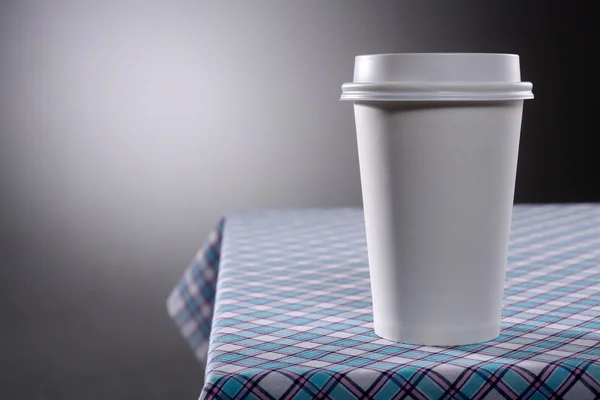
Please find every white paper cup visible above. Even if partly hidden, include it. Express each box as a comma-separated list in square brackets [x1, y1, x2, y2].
[341, 53, 533, 346]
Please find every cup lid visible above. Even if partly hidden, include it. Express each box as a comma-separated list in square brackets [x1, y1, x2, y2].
[340, 53, 534, 101]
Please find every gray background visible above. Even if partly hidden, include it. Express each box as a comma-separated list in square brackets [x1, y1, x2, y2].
[0, 1, 595, 399]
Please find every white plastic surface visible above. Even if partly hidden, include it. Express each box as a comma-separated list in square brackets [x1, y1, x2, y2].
[353, 53, 522, 82]
[341, 53, 533, 101]
[344, 53, 532, 345]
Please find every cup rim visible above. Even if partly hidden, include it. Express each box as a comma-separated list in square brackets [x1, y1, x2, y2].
[340, 81, 534, 102]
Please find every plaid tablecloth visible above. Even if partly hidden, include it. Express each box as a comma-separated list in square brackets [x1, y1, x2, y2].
[167, 205, 600, 399]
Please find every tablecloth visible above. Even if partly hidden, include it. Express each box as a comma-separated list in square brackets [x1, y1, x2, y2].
[168, 205, 600, 399]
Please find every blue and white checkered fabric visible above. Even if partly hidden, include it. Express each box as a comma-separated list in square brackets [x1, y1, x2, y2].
[168, 205, 600, 399]
[168, 219, 224, 362]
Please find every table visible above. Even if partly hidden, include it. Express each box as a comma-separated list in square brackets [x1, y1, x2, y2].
[168, 205, 600, 399]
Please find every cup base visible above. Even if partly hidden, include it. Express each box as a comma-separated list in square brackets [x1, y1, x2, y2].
[374, 321, 500, 346]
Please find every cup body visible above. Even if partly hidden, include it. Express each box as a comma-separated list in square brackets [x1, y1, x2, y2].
[355, 100, 523, 345]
